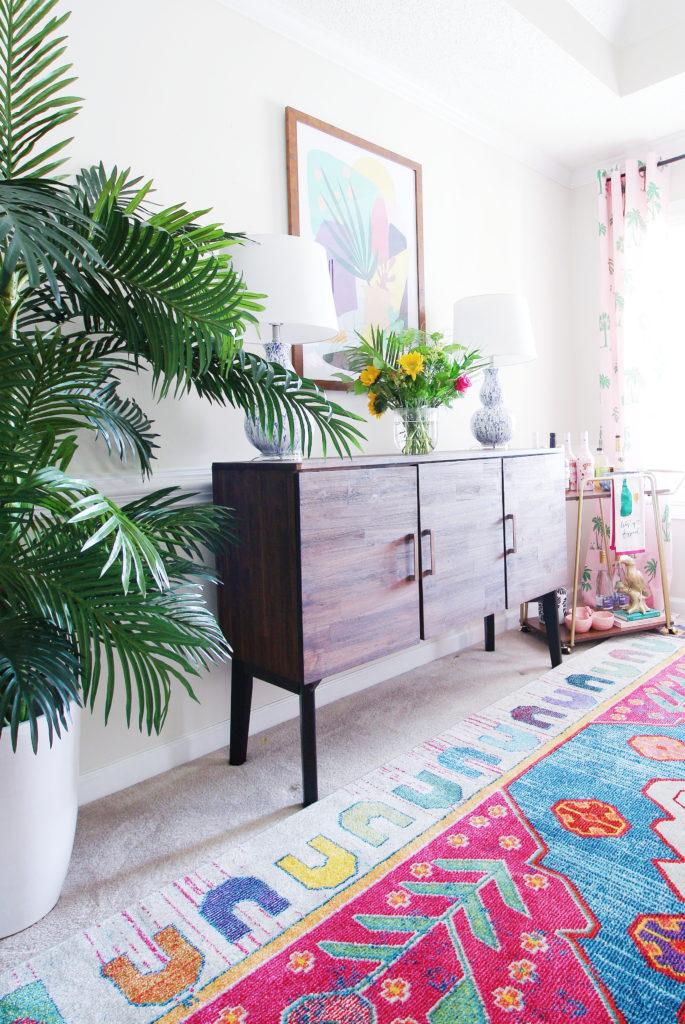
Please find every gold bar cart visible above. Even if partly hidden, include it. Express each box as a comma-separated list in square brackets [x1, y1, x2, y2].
[521, 470, 680, 654]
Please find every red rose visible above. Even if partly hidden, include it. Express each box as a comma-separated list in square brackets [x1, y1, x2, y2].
[454, 375, 471, 392]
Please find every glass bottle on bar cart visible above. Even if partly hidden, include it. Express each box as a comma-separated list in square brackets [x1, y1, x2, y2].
[595, 549, 615, 609]
[595, 427, 610, 491]
[577, 431, 595, 491]
[563, 432, 577, 492]
[613, 434, 625, 473]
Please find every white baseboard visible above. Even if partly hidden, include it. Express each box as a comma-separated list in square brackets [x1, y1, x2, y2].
[78, 610, 521, 805]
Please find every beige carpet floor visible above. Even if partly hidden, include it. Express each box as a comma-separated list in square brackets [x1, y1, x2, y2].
[0, 628, 599, 973]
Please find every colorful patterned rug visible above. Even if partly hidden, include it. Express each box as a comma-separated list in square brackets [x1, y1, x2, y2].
[3, 633, 685, 1023]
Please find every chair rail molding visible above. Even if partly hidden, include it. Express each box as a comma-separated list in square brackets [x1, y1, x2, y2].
[86, 467, 213, 505]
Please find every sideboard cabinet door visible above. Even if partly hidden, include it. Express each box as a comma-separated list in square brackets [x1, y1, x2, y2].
[213, 465, 303, 682]
[418, 459, 506, 639]
[299, 466, 421, 682]
[503, 453, 566, 608]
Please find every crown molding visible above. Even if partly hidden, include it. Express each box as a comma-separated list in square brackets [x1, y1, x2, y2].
[215, 0, 574, 188]
[569, 129, 685, 188]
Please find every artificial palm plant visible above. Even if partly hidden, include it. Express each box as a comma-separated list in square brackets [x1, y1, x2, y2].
[0, 0, 363, 751]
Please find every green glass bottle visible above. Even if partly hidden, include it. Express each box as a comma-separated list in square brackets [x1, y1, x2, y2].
[620, 477, 633, 517]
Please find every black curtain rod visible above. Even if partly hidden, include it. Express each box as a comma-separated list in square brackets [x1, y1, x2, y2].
[621, 154, 685, 171]
[658, 153, 685, 167]
[608, 153, 685, 184]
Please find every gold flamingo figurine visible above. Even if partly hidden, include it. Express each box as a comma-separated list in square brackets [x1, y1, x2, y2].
[615, 554, 650, 615]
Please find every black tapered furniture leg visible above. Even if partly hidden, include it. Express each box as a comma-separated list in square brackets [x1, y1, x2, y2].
[541, 590, 562, 668]
[484, 613, 495, 652]
[300, 683, 320, 806]
[229, 658, 253, 765]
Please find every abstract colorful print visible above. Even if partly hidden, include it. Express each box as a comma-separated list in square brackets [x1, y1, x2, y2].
[2, 634, 685, 1023]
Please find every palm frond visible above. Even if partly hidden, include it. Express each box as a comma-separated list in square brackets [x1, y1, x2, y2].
[0, 611, 81, 751]
[75, 164, 247, 252]
[1, 527, 229, 735]
[121, 488, 236, 559]
[66, 485, 232, 596]
[0, 464, 87, 526]
[0, 178, 100, 303]
[68, 491, 171, 594]
[0, 328, 156, 473]
[195, 351, 366, 457]
[4, 166, 364, 458]
[0, 0, 81, 179]
[0, 468, 218, 601]
[45, 171, 264, 393]
[0, 4, 368, 752]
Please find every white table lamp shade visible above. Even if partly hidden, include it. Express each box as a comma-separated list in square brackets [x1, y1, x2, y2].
[229, 234, 339, 345]
[453, 293, 536, 366]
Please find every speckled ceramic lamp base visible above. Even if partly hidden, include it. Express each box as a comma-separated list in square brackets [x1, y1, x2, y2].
[244, 335, 302, 458]
[471, 365, 513, 447]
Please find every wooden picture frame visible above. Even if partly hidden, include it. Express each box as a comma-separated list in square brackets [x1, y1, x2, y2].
[286, 107, 425, 390]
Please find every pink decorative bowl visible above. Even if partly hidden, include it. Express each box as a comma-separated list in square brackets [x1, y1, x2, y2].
[565, 607, 593, 632]
[592, 610, 615, 631]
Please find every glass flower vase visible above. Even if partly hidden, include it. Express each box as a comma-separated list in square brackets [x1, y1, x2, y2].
[393, 406, 438, 456]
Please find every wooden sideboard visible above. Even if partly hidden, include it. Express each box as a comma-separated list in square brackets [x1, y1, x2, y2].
[213, 449, 567, 805]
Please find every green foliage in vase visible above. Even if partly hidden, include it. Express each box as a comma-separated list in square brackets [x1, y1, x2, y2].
[0, 0, 363, 751]
[334, 326, 486, 419]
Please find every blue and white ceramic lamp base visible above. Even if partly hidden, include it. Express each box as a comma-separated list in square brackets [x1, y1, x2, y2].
[244, 337, 302, 458]
[471, 365, 514, 447]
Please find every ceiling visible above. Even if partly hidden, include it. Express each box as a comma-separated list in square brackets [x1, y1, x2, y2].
[220, 0, 685, 186]
[566, 0, 685, 47]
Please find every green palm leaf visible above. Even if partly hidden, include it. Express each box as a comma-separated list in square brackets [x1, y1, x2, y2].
[68, 491, 170, 594]
[1, 491, 231, 735]
[199, 351, 365, 457]
[1, 529, 229, 734]
[0, 328, 156, 473]
[0, 0, 81, 180]
[49, 172, 263, 394]
[0, 0, 366, 752]
[0, 178, 100, 305]
[0, 611, 80, 751]
[0, 465, 87, 531]
[76, 163, 247, 252]
[122, 488, 236, 560]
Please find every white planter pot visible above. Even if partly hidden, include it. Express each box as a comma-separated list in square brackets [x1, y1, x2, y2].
[0, 706, 80, 937]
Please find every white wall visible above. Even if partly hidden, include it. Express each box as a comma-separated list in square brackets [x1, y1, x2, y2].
[63, 0, 575, 798]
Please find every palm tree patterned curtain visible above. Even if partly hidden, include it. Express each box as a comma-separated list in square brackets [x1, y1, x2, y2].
[597, 154, 669, 458]
[583, 154, 672, 614]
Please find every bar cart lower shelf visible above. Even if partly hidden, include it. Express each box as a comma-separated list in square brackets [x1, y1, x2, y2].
[522, 614, 667, 654]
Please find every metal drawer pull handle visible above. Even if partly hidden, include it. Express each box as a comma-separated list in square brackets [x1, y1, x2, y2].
[421, 528, 436, 576]
[407, 533, 419, 581]
[504, 513, 517, 555]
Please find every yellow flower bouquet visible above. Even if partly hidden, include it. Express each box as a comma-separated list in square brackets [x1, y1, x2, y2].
[334, 326, 485, 454]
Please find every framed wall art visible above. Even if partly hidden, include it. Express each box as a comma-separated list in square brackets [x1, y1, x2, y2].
[286, 107, 425, 389]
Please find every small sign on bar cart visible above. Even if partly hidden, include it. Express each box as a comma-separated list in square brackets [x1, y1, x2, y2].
[612, 473, 646, 554]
